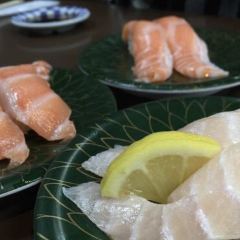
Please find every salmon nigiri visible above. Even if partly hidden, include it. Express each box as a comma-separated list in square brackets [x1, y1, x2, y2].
[0, 62, 76, 141]
[0, 106, 29, 168]
[155, 16, 229, 79]
[122, 20, 173, 82]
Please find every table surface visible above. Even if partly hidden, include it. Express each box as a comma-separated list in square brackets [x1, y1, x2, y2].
[1, 0, 240, 239]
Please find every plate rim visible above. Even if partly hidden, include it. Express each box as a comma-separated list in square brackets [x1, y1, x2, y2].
[100, 78, 240, 94]
[0, 178, 41, 198]
[11, 7, 90, 29]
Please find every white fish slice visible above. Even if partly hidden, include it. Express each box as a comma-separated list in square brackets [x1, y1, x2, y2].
[169, 142, 240, 238]
[63, 182, 144, 240]
[64, 157, 240, 240]
[169, 141, 240, 201]
[180, 111, 240, 149]
[81, 145, 126, 177]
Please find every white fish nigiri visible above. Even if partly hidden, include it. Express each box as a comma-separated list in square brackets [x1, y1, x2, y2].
[64, 145, 240, 240]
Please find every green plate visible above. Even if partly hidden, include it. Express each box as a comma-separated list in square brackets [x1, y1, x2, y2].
[78, 29, 240, 97]
[35, 96, 240, 240]
[0, 69, 116, 198]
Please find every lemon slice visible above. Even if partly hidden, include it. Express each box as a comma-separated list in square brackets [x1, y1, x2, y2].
[101, 131, 220, 203]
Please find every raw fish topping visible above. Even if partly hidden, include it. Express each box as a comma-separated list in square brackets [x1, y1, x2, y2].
[123, 16, 229, 83]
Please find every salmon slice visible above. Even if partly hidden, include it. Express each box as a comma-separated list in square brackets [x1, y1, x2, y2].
[122, 20, 173, 82]
[0, 61, 51, 132]
[0, 106, 29, 168]
[0, 61, 52, 81]
[155, 16, 229, 79]
[0, 63, 76, 141]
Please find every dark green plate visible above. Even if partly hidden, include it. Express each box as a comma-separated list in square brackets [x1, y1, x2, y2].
[35, 96, 240, 240]
[78, 29, 240, 97]
[0, 69, 116, 198]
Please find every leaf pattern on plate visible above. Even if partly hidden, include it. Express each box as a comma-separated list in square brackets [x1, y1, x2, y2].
[0, 69, 116, 196]
[35, 96, 240, 240]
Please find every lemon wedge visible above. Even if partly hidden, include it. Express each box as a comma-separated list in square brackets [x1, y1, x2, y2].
[101, 131, 221, 203]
